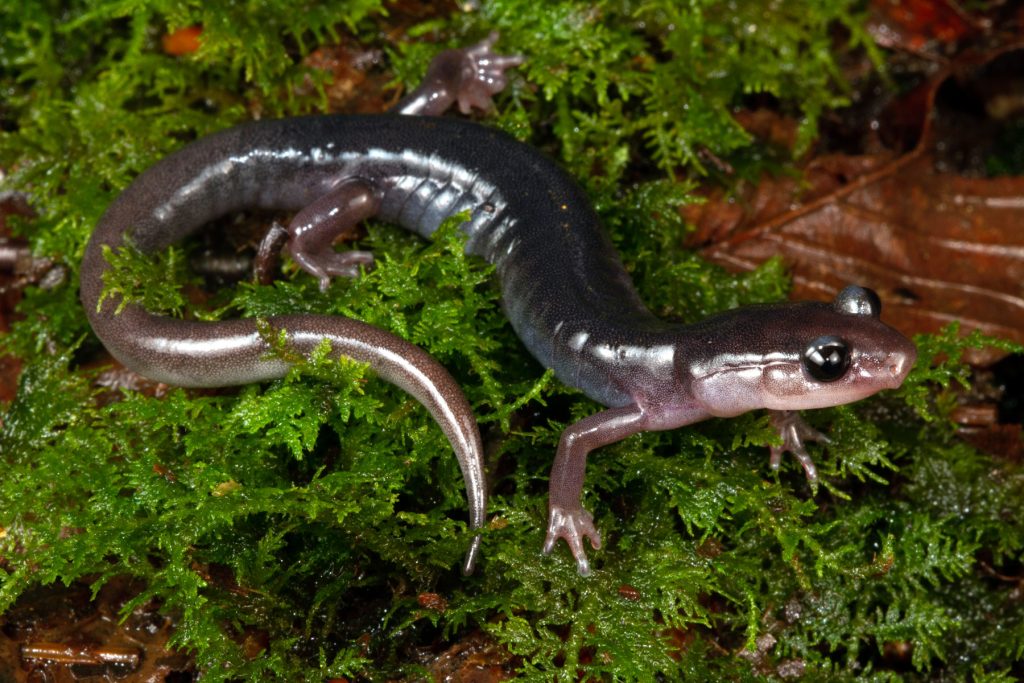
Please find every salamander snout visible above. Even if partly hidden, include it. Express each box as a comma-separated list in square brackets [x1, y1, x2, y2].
[831, 285, 916, 390]
[884, 336, 917, 388]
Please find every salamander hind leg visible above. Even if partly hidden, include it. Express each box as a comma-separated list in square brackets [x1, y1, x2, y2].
[282, 177, 382, 291]
[454, 33, 524, 114]
[393, 32, 523, 117]
[254, 221, 289, 285]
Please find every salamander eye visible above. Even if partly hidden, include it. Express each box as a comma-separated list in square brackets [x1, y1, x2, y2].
[803, 335, 850, 382]
[834, 285, 881, 317]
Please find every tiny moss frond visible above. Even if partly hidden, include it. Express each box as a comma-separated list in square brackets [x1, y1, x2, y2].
[415, 0, 870, 182]
[901, 323, 1024, 423]
[98, 241, 197, 316]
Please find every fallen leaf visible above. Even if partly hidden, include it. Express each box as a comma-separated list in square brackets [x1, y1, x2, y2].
[688, 46, 1024, 363]
[0, 578, 195, 682]
[867, 0, 984, 54]
[162, 25, 202, 56]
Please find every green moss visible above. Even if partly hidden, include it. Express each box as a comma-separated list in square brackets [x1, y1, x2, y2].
[1, 1, 1022, 680]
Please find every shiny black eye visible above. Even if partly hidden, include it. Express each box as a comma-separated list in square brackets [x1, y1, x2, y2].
[803, 335, 850, 382]
[834, 285, 881, 317]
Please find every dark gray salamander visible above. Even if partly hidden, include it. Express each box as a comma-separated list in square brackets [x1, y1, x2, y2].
[81, 38, 917, 576]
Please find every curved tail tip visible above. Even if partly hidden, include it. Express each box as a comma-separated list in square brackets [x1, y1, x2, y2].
[461, 535, 483, 575]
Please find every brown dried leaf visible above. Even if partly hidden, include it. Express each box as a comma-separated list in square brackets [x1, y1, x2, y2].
[866, 0, 982, 53]
[423, 630, 516, 683]
[690, 47, 1024, 363]
[0, 578, 195, 682]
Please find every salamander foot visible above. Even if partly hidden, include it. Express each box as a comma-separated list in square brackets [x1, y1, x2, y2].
[543, 504, 601, 576]
[455, 32, 524, 114]
[768, 410, 830, 488]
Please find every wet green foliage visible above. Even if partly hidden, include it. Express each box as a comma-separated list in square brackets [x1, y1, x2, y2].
[2, 0, 1022, 680]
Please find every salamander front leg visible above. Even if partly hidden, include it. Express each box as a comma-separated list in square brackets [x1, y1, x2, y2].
[544, 405, 648, 576]
[768, 410, 830, 487]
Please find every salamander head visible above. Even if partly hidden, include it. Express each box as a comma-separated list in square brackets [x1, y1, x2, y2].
[687, 286, 916, 417]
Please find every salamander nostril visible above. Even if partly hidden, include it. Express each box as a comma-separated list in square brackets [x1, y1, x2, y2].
[886, 344, 916, 386]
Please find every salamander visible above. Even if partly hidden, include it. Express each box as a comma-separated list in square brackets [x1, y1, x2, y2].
[81, 35, 916, 576]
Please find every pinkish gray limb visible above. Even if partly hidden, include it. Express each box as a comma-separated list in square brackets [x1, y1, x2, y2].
[254, 221, 289, 285]
[543, 405, 649, 576]
[393, 32, 524, 116]
[768, 410, 831, 486]
[257, 34, 520, 286]
[284, 178, 380, 291]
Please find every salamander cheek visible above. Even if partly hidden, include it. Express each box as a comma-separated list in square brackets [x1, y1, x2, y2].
[765, 364, 803, 392]
[761, 362, 881, 411]
[689, 367, 768, 417]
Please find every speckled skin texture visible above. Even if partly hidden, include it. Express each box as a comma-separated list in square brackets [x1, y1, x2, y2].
[81, 40, 917, 576]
